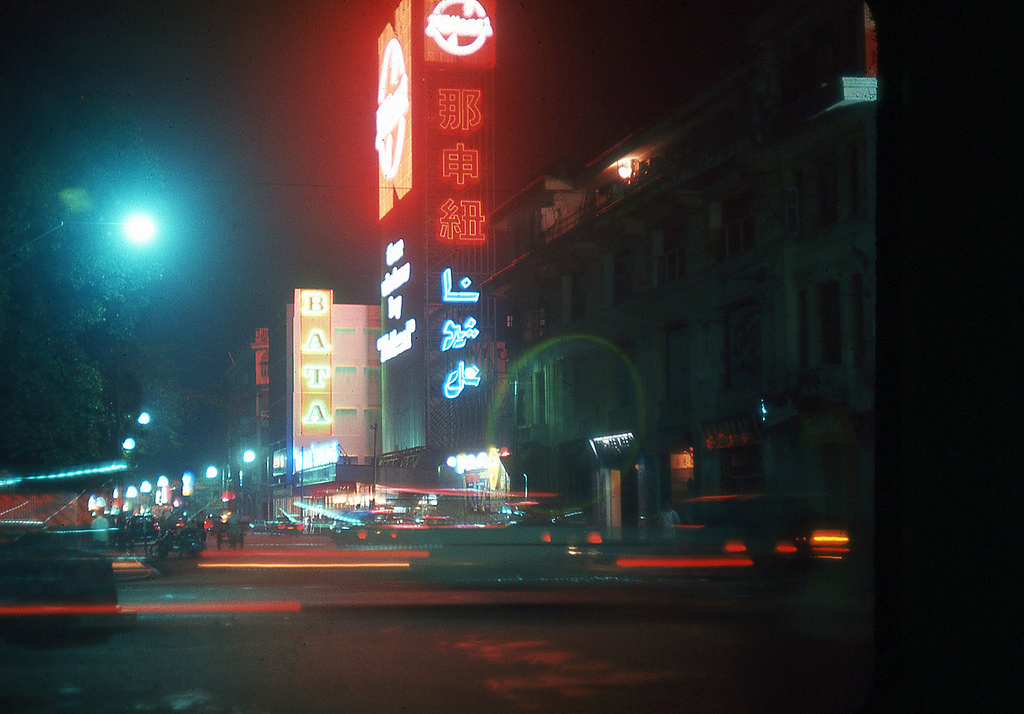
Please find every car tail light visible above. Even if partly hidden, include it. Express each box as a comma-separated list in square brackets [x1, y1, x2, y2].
[775, 542, 798, 554]
[724, 539, 747, 553]
[810, 529, 850, 556]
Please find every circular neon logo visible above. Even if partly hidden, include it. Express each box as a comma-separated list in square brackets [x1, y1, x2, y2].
[425, 0, 493, 57]
[375, 36, 409, 180]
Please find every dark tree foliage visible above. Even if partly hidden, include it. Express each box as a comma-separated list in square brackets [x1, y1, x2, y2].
[0, 6, 171, 470]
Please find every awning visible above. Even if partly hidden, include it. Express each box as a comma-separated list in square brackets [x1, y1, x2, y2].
[701, 416, 760, 449]
[799, 409, 858, 445]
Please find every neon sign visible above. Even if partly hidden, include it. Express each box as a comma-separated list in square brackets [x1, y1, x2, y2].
[441, 267, 480, 303]
[438, 198, 485, 242]
[443, 359, 481, 399]
[293, 440, 340, 471]
[441, 316, 479, 351]
[438, 88, 482, 131]
[298, 289, 333, 434]
[377, 0, 413, 219]
[377, 239, 417, 363]
[425, 0, 493, 57]
[441, 142, 479, 186]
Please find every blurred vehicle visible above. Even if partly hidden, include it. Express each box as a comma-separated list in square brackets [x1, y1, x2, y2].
[266, 518, 305, 534]
[678, 494, 850, 571]
[306, 516, 335, 534]
[1, 525, 120, 644]
[147, 518, 205, 560]
[124, 515, 160, 549]
[248, 520, 269, 532]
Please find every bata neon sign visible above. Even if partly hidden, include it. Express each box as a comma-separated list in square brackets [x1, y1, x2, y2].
[377, 239, 417, 363]
[298, 289, 333, 434]
[425, 0, 493, 57]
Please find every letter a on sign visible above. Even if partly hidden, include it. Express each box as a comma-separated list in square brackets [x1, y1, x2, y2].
[303, 329, 331, 353]
[304, 401, 331, 425]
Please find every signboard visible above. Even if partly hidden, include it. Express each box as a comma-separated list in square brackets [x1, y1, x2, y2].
[297, 289, 333, 436]
[702, 416, 760, 450]
[377, 0, 414, 219]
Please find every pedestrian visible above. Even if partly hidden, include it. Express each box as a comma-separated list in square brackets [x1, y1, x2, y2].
[660, 505, 680, 539]
[91, 511, 111, 551]
[227, 515, 242, 549]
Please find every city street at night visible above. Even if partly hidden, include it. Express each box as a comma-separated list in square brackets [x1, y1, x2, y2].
[1, 534, 874, 713]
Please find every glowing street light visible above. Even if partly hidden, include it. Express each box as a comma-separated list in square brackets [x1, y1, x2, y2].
[123, 213, 157, 244]
[1, 213, 159, 263]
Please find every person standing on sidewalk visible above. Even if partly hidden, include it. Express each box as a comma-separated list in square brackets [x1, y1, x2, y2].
[91, 510, 111, 551]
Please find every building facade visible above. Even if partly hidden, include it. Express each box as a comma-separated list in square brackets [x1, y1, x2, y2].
[486, 0, 876, 537]
[270, 291, 382, 519]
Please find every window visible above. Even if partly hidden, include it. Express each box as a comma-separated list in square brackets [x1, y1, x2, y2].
[798, 289, 809, 368]
[849, 143, 860, 217]
[726, 302, 761, 387]
[852, 274, 865, 367]
[613, 249, 633, 303]
[534, 371, 546, 424]
[524, 306, 546, 340]
[656, 228, 686, 285]
[816, 158, 838, 226]
[818, 281, 841, 364]
[570, 273, 587, 321]
[723, 191, 755, 257]
[666, 324, 690, 406]
[365, 366, 382, 404]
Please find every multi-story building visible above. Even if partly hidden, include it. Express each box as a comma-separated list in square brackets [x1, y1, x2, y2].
[269, 290, 382, 519]
[486, 0, 876, 538]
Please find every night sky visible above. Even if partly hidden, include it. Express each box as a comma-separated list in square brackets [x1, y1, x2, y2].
[2, 0, 763, 462]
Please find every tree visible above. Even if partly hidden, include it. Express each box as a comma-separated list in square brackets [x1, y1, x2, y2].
[0, 14, 167, 470]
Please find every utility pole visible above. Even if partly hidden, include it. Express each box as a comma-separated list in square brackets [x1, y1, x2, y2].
[371, 422, 378, 508]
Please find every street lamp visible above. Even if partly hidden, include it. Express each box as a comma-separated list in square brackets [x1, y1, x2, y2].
[1, 213, 159, 263]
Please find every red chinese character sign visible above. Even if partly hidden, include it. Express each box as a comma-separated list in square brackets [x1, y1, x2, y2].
[425, 1, 494, 245]
[438, 88, 483, 131]
[437, 198, 486, 242]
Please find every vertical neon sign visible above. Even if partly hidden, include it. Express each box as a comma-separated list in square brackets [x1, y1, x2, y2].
[298, 289, 333, 435]
[377, 239, 417, 363]
[377, 0, 413, 219]
[426, 0, 494, 244]
[424, 0, 494, 405]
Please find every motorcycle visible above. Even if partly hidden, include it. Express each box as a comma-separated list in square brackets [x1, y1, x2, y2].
[146, 521, 205, 560]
